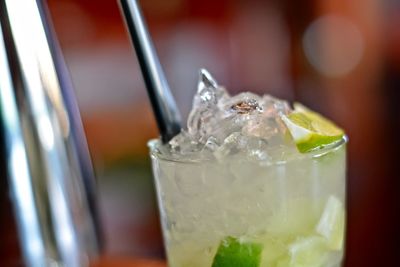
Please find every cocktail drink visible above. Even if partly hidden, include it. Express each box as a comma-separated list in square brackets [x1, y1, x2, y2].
[149, 70, 346, 267]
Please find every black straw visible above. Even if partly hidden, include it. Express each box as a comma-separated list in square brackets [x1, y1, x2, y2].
[119, 0, 182, 143]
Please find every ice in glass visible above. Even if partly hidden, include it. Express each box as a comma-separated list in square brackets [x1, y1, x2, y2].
[149, 70, 346, 267]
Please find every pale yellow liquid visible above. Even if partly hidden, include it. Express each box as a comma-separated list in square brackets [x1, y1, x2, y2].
[151, 142, 346, 267]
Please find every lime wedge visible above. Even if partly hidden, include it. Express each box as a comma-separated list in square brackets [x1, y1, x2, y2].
[281, 103, 344, 153]
[212, 237, 263, 267]
[316, 196, 345, 250]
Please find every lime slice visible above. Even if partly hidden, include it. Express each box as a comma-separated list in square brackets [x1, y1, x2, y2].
[316, 196, 345, 250]
[281, 103, 344, 153]
[212, 237, 263, 267]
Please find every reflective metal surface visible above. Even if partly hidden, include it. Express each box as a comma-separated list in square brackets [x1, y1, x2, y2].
[0, 0, 100, 266]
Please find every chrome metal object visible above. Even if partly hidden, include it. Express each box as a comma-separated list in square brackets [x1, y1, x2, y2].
[0, 0, 101, 266]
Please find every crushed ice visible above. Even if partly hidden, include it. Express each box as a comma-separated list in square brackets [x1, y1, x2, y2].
[168, 69, 296, 161]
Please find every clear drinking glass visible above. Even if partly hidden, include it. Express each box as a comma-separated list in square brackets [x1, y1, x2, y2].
[149, 138, 346, 267]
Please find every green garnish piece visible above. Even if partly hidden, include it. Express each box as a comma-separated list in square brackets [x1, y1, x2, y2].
[282, 103, 344, 153]
[212, 237, 263, 267]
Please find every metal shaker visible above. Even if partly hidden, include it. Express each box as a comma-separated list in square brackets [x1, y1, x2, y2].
[0, 0, 101, 266]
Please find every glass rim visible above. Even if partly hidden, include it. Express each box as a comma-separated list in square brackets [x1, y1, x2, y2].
[148, 135, 348, 165]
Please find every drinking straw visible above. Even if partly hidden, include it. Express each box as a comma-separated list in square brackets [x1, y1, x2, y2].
[119, 0, 182, 143]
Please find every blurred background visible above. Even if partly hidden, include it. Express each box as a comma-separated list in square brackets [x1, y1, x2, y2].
[1, 0, 400, 266]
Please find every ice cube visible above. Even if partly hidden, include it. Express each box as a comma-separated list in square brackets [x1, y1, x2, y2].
[198, 69, 218, 93]
[203, 136, 220, 152]
[199, 114, 242, 144]
[261, 95, 291, 117]
[193, 69, 229, 107]
[287, 236, 331, 266]
[169, 130, 198, 155]
[214, 132, 244, 160]
[244, 137, 271, 161]
[315, 196, 345, 250]
[187, 69, 228, 138]
[213, 132, 271, 161]
[242, 116, 270, 139]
